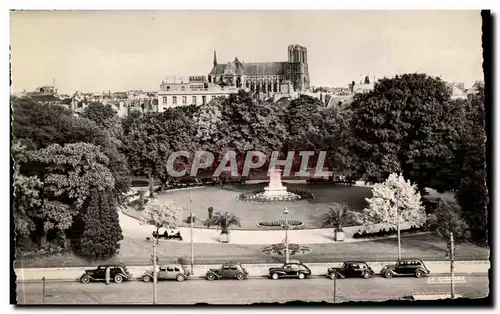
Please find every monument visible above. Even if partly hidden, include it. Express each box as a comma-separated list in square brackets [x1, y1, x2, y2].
[263, 168, 289, 198]
[238, 167, 302, 202]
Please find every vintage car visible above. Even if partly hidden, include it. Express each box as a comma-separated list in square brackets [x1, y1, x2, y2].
[152, 228, 183, 241]
[380, 259, 431, 278]
[205, 263, 249, 280]
[327, 261, 375, 279]
[268, 261, 312, 280]
[80, 264, 132, 284]
[141, 264, 190, 282]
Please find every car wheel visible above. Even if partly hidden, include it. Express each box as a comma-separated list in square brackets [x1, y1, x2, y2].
[142, 275, 151, 283]
[415, 270, 424, 278]
[236, 272, 245, 280]
[384, 271, 393, 279]
[206, 273, 216, 281]
[114, 275, 123, 283]
[81, 275, 90, 284]
[176, 274, 185, 282]
[298, 273, 305, 280]
[329, 273, 337, 280]
[271, 273, 279, 280]
[363, 272, 371, 279]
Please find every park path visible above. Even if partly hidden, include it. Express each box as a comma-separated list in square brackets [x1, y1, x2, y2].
[118, 211, 415, 245]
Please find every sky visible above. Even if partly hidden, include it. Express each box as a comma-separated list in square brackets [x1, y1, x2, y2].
[10, 10, 484, 94]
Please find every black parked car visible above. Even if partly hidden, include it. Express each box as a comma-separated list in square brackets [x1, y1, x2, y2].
[80, 264, 132, 284]
[380, 259, 430, 278]
[268, 261, 312, 280]
[205, 263, 249, 280]
[327, 261, 375, 279]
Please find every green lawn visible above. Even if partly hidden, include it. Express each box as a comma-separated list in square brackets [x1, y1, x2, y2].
[125, 184, 373, 229]
[16, 233, 489, 268]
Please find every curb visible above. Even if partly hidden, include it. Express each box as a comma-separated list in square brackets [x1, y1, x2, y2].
[17, 272, 488, 284]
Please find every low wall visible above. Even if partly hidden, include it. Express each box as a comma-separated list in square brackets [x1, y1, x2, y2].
[15, 260, 490, 282]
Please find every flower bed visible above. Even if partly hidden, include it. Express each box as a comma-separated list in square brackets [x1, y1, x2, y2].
[287, 189, 314, 200]
[352, 225, 429, 239]
[257, 219, 304, 228]
[238, 188, 314, 203]
[260, 243, 313, 256]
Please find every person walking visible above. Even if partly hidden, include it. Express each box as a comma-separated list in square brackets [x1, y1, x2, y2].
[105, 266, 111, 285]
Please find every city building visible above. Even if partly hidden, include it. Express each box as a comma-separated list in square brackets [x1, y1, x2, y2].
[71, 91, 128, 117]
[24, 85, 66, 106]
[208, 45, 311, 94]
[157, 75, 238, 111]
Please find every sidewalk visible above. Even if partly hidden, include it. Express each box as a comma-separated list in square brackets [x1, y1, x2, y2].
[15, 260, 490, 282]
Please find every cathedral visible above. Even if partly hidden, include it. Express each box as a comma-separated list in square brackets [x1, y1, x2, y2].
[208, 45, 311, 94]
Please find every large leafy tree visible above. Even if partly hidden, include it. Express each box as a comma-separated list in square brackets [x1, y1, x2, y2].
[216, 91, 288, 175]
[283, 95, 332, 173]
[455, 84, 488, 245]
[20, 142, 115, 246]
[11, 96, 92, 150]
[286, 94, 325, 151]
[123, 106, 198, 193]
[321, 106, 354, 175]
[81, 103, 117, 129]
[12, 141, 43, 238]
[12, 97, 130, 203]
[348, 74, 459, 192]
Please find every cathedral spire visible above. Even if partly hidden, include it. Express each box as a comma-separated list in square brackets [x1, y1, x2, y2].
[213, 50, 217, 67]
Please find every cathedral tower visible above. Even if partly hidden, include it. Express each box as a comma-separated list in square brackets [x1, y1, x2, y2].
[286, 45, 310, 92]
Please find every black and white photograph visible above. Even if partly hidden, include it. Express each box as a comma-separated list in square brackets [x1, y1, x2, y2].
[9, 8, 491, 306]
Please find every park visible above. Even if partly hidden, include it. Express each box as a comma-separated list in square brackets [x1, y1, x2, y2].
[12, 75, 489, 270]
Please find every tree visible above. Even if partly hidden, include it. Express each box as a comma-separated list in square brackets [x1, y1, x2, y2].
[12, 141, 43, 241]
[205, 212, 241, 234]
[363, 173, 426, 259]
[122, 110, 142, 136]
[123, 106, 198, 194]
[81, 103, 117, 130]
[24, 142, 115, 246]
[321, 106, 354, 175]
[12, 97, 130, 204]
[79, 188, 123, 259]
[286, 95, 325, 151]
[427, 198, 469, 257]
[141, 198, 183, 244]
[321, 204, 357, 232]
[193, 91, 288, 176]
[455, 84, 488, 245]
[348, 74, 459, 192]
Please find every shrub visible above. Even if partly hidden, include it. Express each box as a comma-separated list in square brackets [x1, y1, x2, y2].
[186, 214, 196, 224]
[257, 220, 304, 228]
[353, 226, 427, 239]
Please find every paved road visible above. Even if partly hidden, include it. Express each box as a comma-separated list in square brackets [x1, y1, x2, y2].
[16, 275, 489, 305]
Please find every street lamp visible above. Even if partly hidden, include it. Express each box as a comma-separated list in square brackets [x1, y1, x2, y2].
[151, 238, 157, 305]
[190, 191, 194, 275]
[283, 207, 290, 263]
